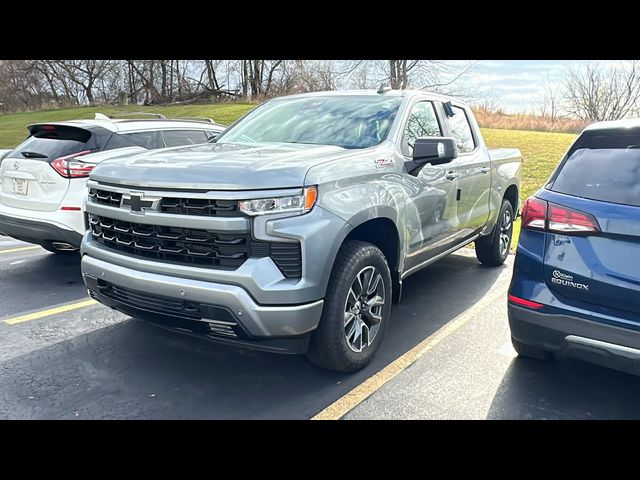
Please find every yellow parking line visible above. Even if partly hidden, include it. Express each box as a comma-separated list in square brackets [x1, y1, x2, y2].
[312, 286, 508, 420]
[0, 246, 40, 255]
[3, 299, 97, 325]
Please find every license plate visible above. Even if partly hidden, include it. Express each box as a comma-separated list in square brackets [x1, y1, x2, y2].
[12, 178, 28, 196]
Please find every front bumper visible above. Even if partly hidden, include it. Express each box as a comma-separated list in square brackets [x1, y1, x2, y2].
[0, 212, 83, 247]
[509, 304, 640, 375]
[82, 255, 324, 354]
[81, 203, 352, 305]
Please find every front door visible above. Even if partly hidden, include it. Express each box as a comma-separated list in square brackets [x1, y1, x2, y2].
[401, 100, 462, 274]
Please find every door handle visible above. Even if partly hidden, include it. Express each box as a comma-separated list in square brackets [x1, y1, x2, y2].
[481, 166, 490, 174]
[445, 170, 459, 181]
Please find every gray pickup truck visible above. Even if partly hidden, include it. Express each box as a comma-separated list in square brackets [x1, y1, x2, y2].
[81, 89, 522, 372]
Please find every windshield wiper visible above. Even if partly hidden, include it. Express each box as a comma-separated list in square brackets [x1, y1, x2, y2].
[21, 151, 47, 159]
[286, 141, 348, 148]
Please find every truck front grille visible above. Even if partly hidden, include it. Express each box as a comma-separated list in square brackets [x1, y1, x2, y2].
[89, 189, 123, 207]
[89, 214, 302, 278]
[160, 197, 238, 217]
[88, 188, 239, 217]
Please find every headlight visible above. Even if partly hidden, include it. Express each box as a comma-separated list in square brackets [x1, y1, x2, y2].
[239, 186, 318, 216]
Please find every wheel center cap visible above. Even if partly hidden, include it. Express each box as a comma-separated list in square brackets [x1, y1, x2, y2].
[354, 301, 362, 314]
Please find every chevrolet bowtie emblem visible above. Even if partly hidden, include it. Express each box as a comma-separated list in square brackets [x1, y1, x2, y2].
[121, 193, 160, 214]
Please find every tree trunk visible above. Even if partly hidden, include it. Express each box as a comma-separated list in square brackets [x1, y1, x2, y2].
[160, 60, 167, 99]
[389, 60, 399, 89]
[241, 60, 248, 98]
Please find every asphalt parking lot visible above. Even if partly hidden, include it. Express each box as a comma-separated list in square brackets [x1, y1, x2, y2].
[2, 234, 640, 420]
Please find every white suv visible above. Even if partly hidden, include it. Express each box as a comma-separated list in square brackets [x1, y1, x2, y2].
[0, 113, 225, 253]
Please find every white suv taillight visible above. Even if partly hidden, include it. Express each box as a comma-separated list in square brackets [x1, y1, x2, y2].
[51, 150, 93, 178]
[521, 196, 600, 234]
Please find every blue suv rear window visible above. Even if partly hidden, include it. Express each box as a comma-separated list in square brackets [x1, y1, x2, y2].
[550, 131, 640, 207]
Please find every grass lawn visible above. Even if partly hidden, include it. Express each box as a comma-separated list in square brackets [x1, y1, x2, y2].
[481, 128, 577, 248]
[0, 104, 577, 249]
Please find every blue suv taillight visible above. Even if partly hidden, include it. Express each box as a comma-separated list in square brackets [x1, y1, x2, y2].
[521, 196, 600, 235]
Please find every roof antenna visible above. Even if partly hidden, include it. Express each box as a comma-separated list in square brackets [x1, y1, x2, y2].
[377, 82, 392, 94]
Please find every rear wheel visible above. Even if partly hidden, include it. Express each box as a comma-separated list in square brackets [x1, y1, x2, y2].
[476, 199, 514, 266]
[511, 337, 553, 360]
[307, 240, 392, 373]
[42, 240, 79, 255]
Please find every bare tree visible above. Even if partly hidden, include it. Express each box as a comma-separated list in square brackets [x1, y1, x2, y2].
[237, 60, 285, 99]
[49, 60, 115, 104]
[273, 60, 336, 94]
[388, 60, 417, 89]
[338, 60, 476, 96]
[538, 73, 563, 124]
[564, 61, 640, 121]
[0, 58, 479, 113]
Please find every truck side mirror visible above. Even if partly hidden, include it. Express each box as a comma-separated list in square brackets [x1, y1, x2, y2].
[413, 137, 458, 166]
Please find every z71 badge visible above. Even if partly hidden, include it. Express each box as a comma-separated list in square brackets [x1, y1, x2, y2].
[375, 158, 395, 168]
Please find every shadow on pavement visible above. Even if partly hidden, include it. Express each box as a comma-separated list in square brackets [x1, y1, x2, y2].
[0, 252, 85, 317]
[487, 356, 640, 419]
[0, 252, 509, 419]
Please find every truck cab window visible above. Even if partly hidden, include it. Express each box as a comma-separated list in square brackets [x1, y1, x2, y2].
[449, 106, 475, 153]
[403, 101, 441, 156]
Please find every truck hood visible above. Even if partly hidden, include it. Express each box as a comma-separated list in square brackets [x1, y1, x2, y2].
[90, 142, 352, 190]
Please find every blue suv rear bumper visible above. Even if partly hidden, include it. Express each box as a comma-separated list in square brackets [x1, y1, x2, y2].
[509, 302, 640, 375]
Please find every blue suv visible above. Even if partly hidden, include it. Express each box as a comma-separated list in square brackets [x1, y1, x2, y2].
[508, 120, 640, 375]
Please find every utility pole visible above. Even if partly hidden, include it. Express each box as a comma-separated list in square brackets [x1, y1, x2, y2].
[118, 60, 127, 106]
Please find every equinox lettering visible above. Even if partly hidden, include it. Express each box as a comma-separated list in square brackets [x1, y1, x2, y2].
[551, 270, 590, 291]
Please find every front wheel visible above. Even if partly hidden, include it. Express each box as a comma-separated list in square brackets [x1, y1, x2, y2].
[307, 240, 392, 373]
[475, 199, 514, 266]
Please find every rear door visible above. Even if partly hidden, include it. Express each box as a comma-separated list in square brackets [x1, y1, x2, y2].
[445, 105, 491, 239]
[0, 124, 96, 212]
[541, 129, 640, 316]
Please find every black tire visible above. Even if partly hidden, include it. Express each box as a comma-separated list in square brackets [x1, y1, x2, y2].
[475, 199, 514, 266]
[511, 337, 553, 361]
[307, 240, 392, 373]
[41, 241, 79, 255]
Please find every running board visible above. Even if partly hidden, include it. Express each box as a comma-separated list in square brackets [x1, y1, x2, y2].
[401, 234, 480, 280]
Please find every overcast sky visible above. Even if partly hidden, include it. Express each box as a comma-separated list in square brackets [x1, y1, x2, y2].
[468, 60, 628, 113]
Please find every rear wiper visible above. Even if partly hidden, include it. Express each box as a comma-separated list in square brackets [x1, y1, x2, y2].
[21, 151, 47, 159]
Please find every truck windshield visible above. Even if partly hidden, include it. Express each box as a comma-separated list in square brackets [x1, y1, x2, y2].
[216, 96, 402, 149]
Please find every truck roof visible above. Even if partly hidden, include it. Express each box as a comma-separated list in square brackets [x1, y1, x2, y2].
[276, 89, 469, 106]
[584, 118, 640, 132]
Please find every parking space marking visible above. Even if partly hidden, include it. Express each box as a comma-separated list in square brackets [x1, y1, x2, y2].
[3, 299, 97, 325]
[0, 246, 40, 255]
[312, 285, 509, 420]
